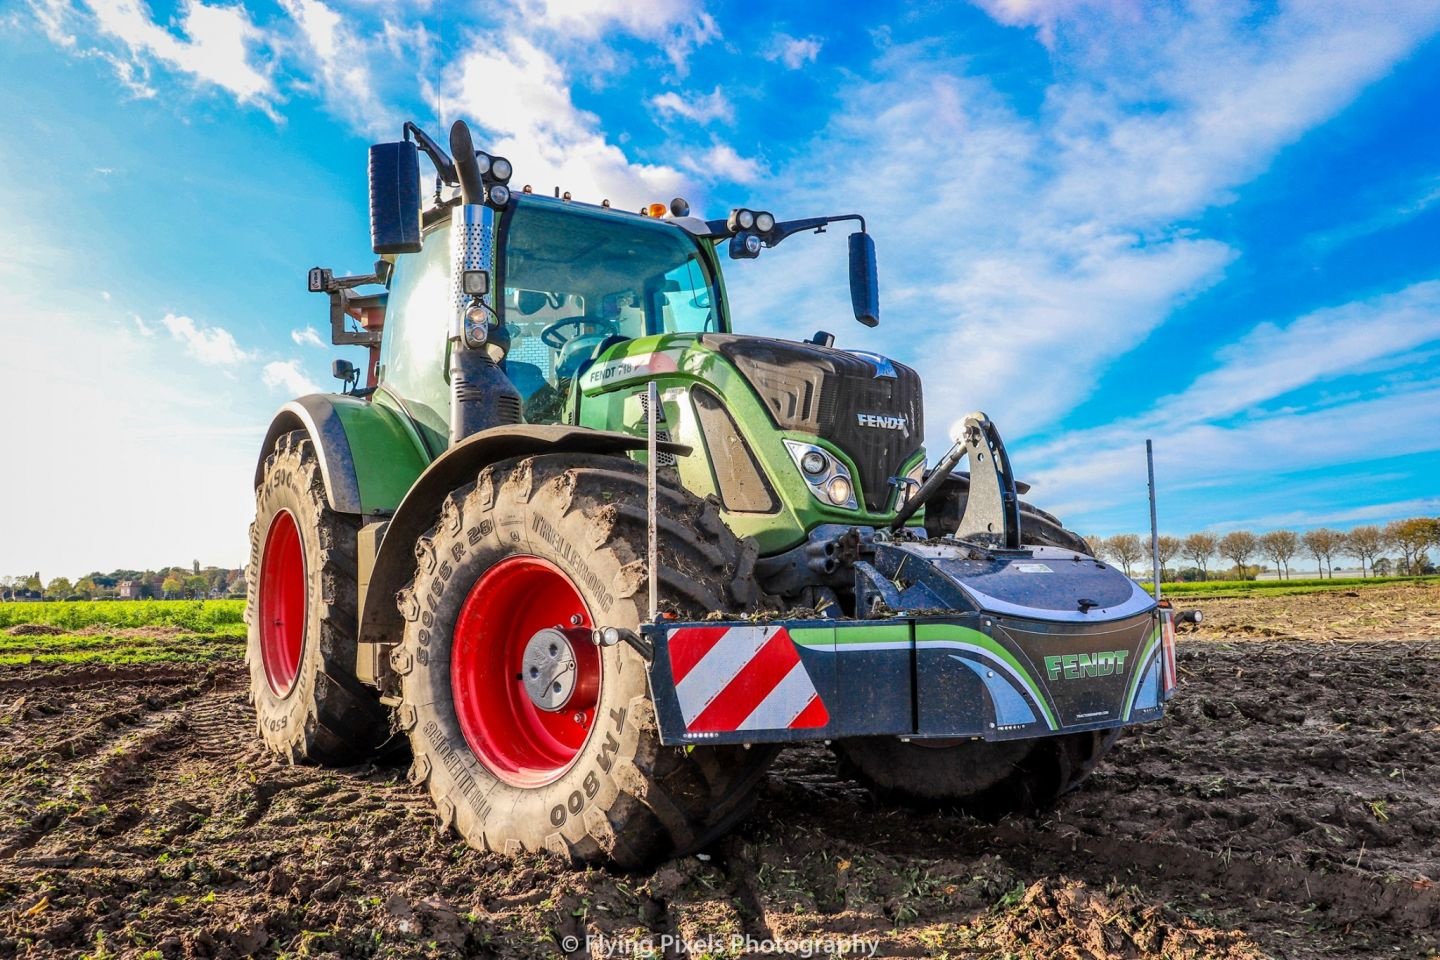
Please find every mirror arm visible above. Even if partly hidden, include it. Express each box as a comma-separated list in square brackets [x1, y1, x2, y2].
[704, 213, 868, 247]
[404, 121, 457, 185]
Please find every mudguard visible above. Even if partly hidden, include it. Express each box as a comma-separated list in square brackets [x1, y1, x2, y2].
[254, 395, 429, 516]
[354, 424, 691, 685]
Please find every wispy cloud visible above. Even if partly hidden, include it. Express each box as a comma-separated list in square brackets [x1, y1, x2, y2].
[521, 0, 720, 76]
[726, 2, 1440, 447]
[160, 312, 252, 365]
[78, 0, 279, 116]
[433, 35, 687, 209]
[290, 325, 325, 348]
[278, 0, 400, 137]
[262, 359, 321, 395]
[650, 86, 732, 125]
[683, 142, 763, 184]
[765, 32, 821, 69]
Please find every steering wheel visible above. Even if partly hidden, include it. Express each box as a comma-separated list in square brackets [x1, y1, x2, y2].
[540, 316, 620, 349]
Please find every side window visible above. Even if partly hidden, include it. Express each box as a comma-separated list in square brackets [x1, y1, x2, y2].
[378, 223, 452, 443]
[658, 257, 716, 333]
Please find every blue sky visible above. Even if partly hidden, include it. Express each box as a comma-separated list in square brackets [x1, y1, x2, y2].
[2, 0, 1438, 576]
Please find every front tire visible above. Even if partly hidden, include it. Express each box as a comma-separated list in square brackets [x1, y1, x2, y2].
[843, 494, 1117, 812]
[246, 431, 387, 764]
[393, 453, 777, 866]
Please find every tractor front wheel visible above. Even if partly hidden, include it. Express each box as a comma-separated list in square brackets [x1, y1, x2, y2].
[832, 729, 1119, 816]
[245, 431, 387, 763]
[393, 453, 777, 867]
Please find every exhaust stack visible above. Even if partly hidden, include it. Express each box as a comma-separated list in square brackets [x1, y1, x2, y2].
[447, 121, 521, 446]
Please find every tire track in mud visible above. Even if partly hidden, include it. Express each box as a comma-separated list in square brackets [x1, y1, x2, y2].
[0, 675, 239, 861]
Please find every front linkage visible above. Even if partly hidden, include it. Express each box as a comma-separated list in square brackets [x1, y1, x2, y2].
[628, 413, 1179, 749]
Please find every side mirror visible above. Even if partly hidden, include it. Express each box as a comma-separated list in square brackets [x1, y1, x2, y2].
[848, 231, 879, 327]
[369, 141, 422, 255]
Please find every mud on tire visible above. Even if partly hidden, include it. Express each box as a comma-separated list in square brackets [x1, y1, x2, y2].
[245, 430, 388, 764]
[393, 453, 778, 867]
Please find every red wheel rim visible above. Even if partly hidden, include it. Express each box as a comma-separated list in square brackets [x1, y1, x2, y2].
[452, 556, 601, 788]
[258, 510, 306, 697]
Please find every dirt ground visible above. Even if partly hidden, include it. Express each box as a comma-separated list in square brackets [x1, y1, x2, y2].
[1, 583, 1436, 959]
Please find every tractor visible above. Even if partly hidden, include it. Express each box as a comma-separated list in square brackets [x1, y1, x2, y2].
[246, 120, 1179, 866]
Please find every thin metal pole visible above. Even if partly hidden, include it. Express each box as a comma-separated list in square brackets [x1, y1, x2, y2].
[646, 381, 659, 621]
[1146, 439, 1161, 600]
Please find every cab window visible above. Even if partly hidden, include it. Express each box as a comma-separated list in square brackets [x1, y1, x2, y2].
[501, 198, 719, 422]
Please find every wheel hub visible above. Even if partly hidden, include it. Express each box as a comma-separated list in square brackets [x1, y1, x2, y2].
[521, 627, 580, 711]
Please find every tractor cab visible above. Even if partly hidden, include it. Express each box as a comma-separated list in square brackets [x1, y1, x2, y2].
[496, 194, 726, 421]
[375, 192, 728, 449]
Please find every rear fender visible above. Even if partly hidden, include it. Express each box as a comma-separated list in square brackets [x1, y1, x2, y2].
[355, 424, 689, 686]
[254, 395, 429, 516]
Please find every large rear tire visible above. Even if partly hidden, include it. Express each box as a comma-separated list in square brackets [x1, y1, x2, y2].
[393, 453, 777, 867]
[842, 494, 1117, 813]
[245, 431, 387, 764]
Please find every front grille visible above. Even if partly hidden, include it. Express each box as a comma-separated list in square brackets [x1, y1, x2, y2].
[703, 336, 923, 512]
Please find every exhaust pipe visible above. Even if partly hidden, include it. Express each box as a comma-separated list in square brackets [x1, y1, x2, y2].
[446, 121, 521, 446]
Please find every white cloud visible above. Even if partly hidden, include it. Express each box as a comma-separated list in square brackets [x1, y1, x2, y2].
[682, 142, 764, 185]
[434, 36, 688, 209]
[278, 0, 398, 136]
[523, 0, 720, 75]
[131, 313, 154, 336]
[650, 86, 732, 125]
[1020, 280, 1440, 531]
[262, 359, 321, 395]
[725, 4, 1440, 450]
[160, 312, 252, 365]
[82, 0, 278, 114]
[290, 325, 325, 348]
[765, 32, 821, 69]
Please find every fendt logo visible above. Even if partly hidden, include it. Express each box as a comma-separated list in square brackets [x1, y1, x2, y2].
[1044, 650, 1129, 681]
[856, 412, 907, 431]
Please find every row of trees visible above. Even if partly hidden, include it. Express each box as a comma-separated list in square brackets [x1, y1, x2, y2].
[1090, 517, 1440, 581]
[0, 562, 246, 601]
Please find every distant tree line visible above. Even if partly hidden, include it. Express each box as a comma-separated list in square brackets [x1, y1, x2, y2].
[1086, 518, 1440, 581]
[0, 561, 246, 601]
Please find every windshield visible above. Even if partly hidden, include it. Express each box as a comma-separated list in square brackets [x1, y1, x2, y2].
[500, 198, 719, 420]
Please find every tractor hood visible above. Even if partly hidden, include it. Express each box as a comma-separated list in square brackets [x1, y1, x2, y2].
[698, 335, 923, 513]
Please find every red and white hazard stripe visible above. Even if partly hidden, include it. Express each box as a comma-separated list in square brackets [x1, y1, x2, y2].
[668, 625, 829, 733]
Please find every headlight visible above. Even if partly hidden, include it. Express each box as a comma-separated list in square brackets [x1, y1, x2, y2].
[730, 208, 756, 231]
[487, 183, 511, 207]
[755, 210, 775, 232]
[784, 439, 858, 510]
[490, 157, 512, 182]
[474, 151, 492, 176]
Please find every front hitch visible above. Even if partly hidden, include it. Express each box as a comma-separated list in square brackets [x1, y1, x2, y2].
[892, 412, 1022, 549]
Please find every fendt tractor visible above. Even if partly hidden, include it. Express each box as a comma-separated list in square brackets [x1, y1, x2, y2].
[246, 120, 1180, 866]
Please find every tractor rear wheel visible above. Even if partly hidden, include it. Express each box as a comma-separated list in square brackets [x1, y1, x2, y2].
[246, 430, 387, 763]
[392, 453, 777, 867]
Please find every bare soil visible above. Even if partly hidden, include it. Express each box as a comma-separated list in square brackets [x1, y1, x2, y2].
[1, 584, 1437, 959]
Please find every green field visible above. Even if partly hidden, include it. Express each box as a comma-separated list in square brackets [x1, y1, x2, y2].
[0, 599, 246, 666]
[1145, 574, 1440, 599]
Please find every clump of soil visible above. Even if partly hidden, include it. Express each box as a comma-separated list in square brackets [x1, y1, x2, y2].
[5, 624, 63, 637]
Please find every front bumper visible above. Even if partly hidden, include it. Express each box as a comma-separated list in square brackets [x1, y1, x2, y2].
[641, 608, 1177, 747]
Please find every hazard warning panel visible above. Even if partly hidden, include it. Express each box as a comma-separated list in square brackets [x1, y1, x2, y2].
[666, 625, 830, 734]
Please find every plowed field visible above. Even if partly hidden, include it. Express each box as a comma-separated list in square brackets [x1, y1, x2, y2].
[1, 583, 1436, 959]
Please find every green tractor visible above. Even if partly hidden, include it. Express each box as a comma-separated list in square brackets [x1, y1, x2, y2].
[246, 120, 1179, 866]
